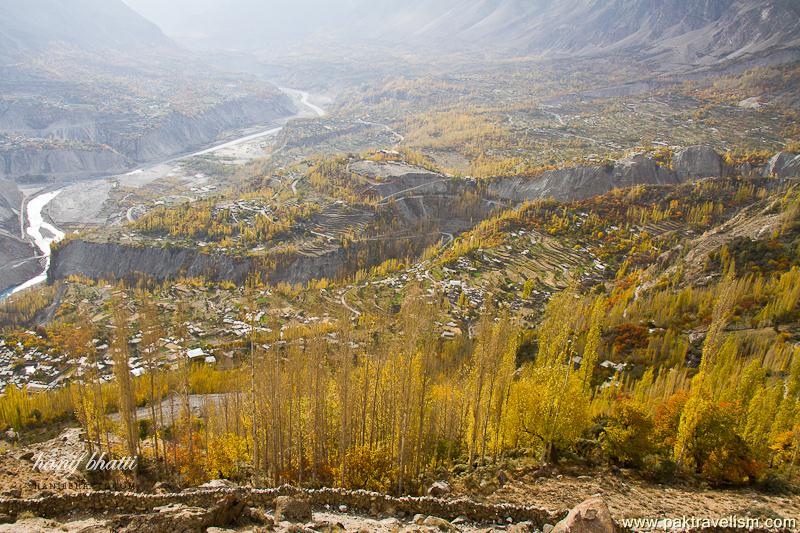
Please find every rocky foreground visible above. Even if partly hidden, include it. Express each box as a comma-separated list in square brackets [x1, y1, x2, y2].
[0, 485, 622, 533]
[0, 430, 798, 532]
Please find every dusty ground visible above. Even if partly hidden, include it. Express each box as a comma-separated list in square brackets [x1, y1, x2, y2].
[0, 428, 92, 498]
[0, 513, 501, 533]
[454, 466, 800, 523]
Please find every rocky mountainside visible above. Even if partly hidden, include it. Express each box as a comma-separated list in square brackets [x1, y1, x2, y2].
[0, 179, 38, 295]
[489, 145, 724, 203]
[129, 0, 800, 68]
[349, 0, 800, 66]
[0, 179, 21, 234]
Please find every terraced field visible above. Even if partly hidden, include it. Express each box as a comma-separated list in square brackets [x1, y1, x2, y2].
[480, 233, 587, 290]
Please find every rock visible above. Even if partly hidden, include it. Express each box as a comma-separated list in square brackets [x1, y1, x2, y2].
[544, 524, 554, 533]
[206, 528, 236, 533]
[427, 481, 452, 497]
[552, 496, 616, 533]
[673, 145, 722, 179]
[1, 489, 21, 498]
[120, 495, 245, 533]
[19, 452, 35, 461]
[766, 152, 800, 178]
[245, 506, 273, 526]
[200, 479, 237, 489]
[508, 522, 535, 533]
[612, 153, 673, 187]
[206, 494, 246, 526]
[737, 97, 764, 109]
[307, 519, 345, 532]
[152, 481, 178, 494]
[422, 516, 457, 531]
[380, 517, 403, 528]
[287, 525, 315, 533]
[274, 495, 312, 523]
[413, 514, 427, 525]
[119, 504, 209, 533]
[451, 516, 468, 525]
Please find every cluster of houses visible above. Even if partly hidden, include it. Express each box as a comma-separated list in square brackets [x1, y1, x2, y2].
[0, 336, 66, 392]
[0, 323, 228, 394]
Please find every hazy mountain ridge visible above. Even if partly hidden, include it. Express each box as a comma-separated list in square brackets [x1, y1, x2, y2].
[0, 0, 174, 60]
[349, 0, 800, 66]
[123, 0, 800, 69]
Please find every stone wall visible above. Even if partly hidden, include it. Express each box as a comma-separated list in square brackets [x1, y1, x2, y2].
[0, 485, 562, 526]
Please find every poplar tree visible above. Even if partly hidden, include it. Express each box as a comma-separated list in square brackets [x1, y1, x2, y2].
[111, 298, 139, 458]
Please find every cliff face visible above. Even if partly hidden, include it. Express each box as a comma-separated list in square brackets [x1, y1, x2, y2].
[489, 154, 679, 203]
[115, 95, 295, 163]
[0, 178, 22, 232]
[49, 241, 253, 285]
[0, 94, 295, 181]
[0, 238, 38, 294]
[0, 147, 131, 181]
[0, 178, 36, 294]
[48, 240, 350, 287]
[489, 146, 727, 203]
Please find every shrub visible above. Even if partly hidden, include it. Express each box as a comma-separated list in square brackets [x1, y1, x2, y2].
[340, 445, 397, 492]
[601, 400, 655, 467]
[642, 454, 678, 483]
[693, 403, 762, 486]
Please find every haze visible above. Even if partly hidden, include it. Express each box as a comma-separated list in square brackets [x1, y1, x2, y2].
[122, 0, 376, 51]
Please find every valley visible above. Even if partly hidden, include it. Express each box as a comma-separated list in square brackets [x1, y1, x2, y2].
[0, 87, 325, 298]
[0, 1, 800, 531]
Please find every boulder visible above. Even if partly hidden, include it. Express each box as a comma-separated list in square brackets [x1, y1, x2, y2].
[508, 522, 536, 533]
[766, 152, 800, 178]
[552, 496, 616, 533]
[152, 481, 178, 494]
[611, 153, 674, 187]
[673, 145, 722, 179]
[119, 495, 245, 533]
[206, 494, 246, 526]
[245, 506, 273, 526]
[119, 504, 209, 532]
[200, 479, 237, 489]
[380, 517, 403, 528]
[422, 516, 457, 531]
[427, 481, 452, 497]
[274, 495, 312, 523]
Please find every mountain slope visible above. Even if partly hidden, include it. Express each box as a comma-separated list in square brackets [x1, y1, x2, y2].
[0, 0, 173, 59]
[126, 0, 800, 68]
[350, 0, 800, 65]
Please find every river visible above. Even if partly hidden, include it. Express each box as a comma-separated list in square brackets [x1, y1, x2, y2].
[5, 190, 66, 298]
[0, 88, 325, 302]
